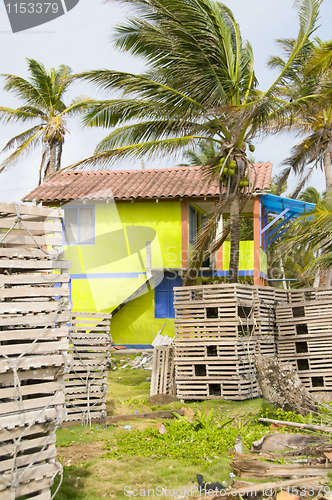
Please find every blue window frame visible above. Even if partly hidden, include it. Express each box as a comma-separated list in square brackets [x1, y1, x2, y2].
[155, 272, 182, 318]
[63, 206, 95, 245]
[189, 205, 197, 245]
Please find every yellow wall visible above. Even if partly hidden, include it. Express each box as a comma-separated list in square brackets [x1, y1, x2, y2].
[65, 200, 182, 345]
[260, 247, 268, 275]
[222, 241, 254, 271]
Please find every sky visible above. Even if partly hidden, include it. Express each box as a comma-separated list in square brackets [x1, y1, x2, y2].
[0, 0, 332, 203]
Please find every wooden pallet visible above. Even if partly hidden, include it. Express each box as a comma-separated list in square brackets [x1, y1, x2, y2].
[64, 312, 112, 423]
[150, 346, 175, 396]
[0, 202, 70, 499]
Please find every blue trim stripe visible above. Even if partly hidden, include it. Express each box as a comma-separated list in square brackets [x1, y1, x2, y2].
[260, 271, 268, 280]
[113, 344, 153, 349]
[70, 272, 147, 279]
[70, 270, 261, 279]
[200, 270, 254, 277]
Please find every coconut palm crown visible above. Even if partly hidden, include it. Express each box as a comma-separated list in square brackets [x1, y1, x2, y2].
[0, 59, 89, 184]
[68, 0, 321, 283]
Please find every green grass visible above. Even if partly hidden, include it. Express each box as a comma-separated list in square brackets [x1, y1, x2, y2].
[55, 354, 270, 499]
[52, 455, 235, 500]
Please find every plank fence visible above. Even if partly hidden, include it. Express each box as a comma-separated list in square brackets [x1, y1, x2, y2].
[64, 312, 112, 425]
[0, 202, 71, 499]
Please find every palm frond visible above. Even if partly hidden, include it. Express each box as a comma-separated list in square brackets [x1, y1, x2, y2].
[266, 0, 321, 96]
[291, 164, 316, 198]
[0, 127, 44, 172]
[1, 125, 44, 154]
[80, 98, 197, 129]
[0, 106, 45, 124]
[94, 120, 206, 152]
[61, 135, 203, 171]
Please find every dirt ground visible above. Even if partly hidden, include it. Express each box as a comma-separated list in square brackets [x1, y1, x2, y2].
[57, 441, 107, 466]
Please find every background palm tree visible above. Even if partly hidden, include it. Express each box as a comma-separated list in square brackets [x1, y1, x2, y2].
[285, 195, 332, 282]
[268, 185, 323, 288]
[298, 185, 322, 203]
[0, 59, 89, 184]
[66, 0, 321, 283]
[178, 139, 219, 167]
[272, 38, 332, 197]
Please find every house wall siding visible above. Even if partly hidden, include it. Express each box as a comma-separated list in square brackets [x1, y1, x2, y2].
[64, 200, 182, 345]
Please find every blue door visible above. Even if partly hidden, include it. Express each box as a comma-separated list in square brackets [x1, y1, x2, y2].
[155, 272, 182, 318]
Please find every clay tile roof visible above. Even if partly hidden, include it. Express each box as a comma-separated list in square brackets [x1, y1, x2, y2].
[22, 163, 273, 203]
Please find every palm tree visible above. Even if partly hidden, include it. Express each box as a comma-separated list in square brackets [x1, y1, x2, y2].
[286, 196, 332, 282]
[273, 38, 332, 197]
[178, 139, 219, 167]
[66, 0, 321, 283]
[298, 186, 322, 203]
[0, 59, 89, 184]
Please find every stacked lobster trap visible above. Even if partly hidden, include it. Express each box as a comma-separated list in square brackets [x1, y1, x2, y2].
[64, 312, 112, 425]
[276, 288, 332, 393]
[173, 284, 279, 400]
[0, 202, 71, 500]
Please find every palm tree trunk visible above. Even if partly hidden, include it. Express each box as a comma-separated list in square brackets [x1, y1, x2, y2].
[229, 193, 240, 283]
[324, 151, 332, 194]
[56, 142, 62, 172]
[313, 269, 320, 288]
[319, 151, 332, 286]
[44, 140, 57, 180]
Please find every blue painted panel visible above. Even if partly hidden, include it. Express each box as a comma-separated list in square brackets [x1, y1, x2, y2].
[155, 291, 169, 318]
[155, 273, 182, 318]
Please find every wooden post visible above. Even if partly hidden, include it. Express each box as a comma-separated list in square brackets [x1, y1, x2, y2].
[253, 197, 261, 285]
[146, 240, 152, 279]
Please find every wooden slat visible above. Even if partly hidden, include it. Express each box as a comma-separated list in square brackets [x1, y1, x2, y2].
[0, 285, 69, 299]
[0, 219, 62, 232]
[0, 259, 71, 269]
[0, 273, 69, 284]
[0, 202, 62, 217]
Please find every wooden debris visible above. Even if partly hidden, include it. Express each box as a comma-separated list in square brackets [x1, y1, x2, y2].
[196, 476, 328, 500]
[258, 417, 332, 434]
[255, 355, 317, 415]
[231, 453, 332, 478]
